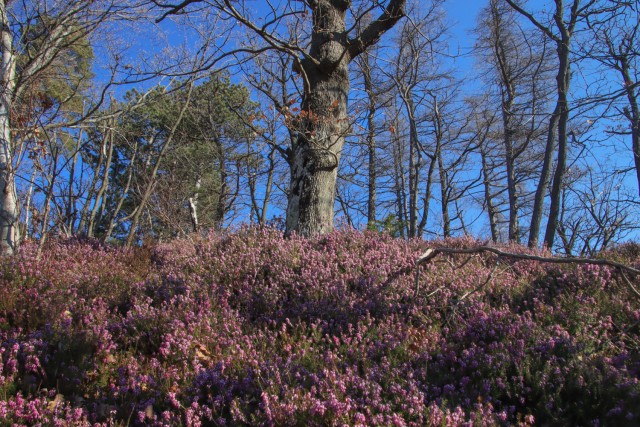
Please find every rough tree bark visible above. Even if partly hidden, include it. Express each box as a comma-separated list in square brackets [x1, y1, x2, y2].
[287, 0, 406, 236]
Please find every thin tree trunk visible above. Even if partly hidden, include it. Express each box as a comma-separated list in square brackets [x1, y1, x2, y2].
[37, 145, 61, 255]
[528, 104, 559, 247]
[543, 29, 573, 249]
[504, 0, 579, 249]
[363, 54, 378, 230]
[260, 146, 276, 225]
[22, 169, 37, 241]
[87, 123, 116, 237]
[437, 147, 451, 238]
[65, 128, 83, 235]
[480, 142, 499, 242]
[417, 153, 436, 236]
[391, 118, 407, 238]
[213, 138, 228, 230]
[489, 0, 521, 242]
[417, 96, 443, 236]
[78, 135, 107, 234]
[404, 95, 420, 238]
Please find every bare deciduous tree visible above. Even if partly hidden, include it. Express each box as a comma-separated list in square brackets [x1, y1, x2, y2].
[153, 0, 407, 236]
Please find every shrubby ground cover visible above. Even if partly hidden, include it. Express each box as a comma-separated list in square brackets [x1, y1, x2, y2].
[1, 228, 639, 426]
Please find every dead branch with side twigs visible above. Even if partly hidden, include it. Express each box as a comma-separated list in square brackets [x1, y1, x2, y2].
[411, 246, 640, 301]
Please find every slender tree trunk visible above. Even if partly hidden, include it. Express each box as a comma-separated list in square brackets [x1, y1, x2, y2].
[489, 0, 521, 242]
[437, 148, 451, 238]
[391, 118, 407, 238]
[37, 178, 55, 252]
[499, 82, 520, 242]
[431, 96, 450, 238]
[87, 125, 116, 237]
[543, 40, 572, 249]
[78, 138, 107, 234]
[504, 0, 580, 249]
[260, 147, 276, 225]
[480, 142, 499, 242]
[417, 153, 436, 236]
[0, 2, 19, 255]
[22, 169, 37, 241]
[213, 138, 228, 230]
[417, 96, 442, 236]
[505, 138, 520, 242]
[37, 145, 61, 255]
[65, 128, 83, 235]
[528, 104, 559, 247]
[404, 95, 420, 238]
[362, 55, 378, 230]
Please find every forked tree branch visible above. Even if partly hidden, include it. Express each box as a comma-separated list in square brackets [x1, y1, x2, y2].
[347, 0, 407, 60]
[153, 0, 203, 22]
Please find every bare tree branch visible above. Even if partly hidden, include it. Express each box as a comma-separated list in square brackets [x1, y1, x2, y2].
[348, 0, 407, 59]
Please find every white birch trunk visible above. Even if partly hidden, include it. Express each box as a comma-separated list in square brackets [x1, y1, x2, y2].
[188, 177, 201, 232]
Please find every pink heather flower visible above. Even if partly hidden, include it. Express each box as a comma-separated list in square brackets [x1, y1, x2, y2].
[310, 400, 326, 416]
[167, 392, 181, 409]
[354, 412, 366, 423]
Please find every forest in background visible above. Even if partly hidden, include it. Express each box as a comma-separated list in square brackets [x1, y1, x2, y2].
[0, 0, 639, 256]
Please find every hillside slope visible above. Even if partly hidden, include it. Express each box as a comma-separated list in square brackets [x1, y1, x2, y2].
[1, 229, 639, 426]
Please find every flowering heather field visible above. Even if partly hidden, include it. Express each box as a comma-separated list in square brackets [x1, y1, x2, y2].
[1, 229, 640, 426]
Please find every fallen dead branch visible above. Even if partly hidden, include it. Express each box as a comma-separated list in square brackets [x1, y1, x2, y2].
[411, 246, 640, 300]
[416, 246, 640, 275]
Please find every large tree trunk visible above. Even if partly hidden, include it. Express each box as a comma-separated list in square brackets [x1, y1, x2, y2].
[284, 0, 405, 236]
[0, 2, 18, 255]
[285, 2, 349, 236]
